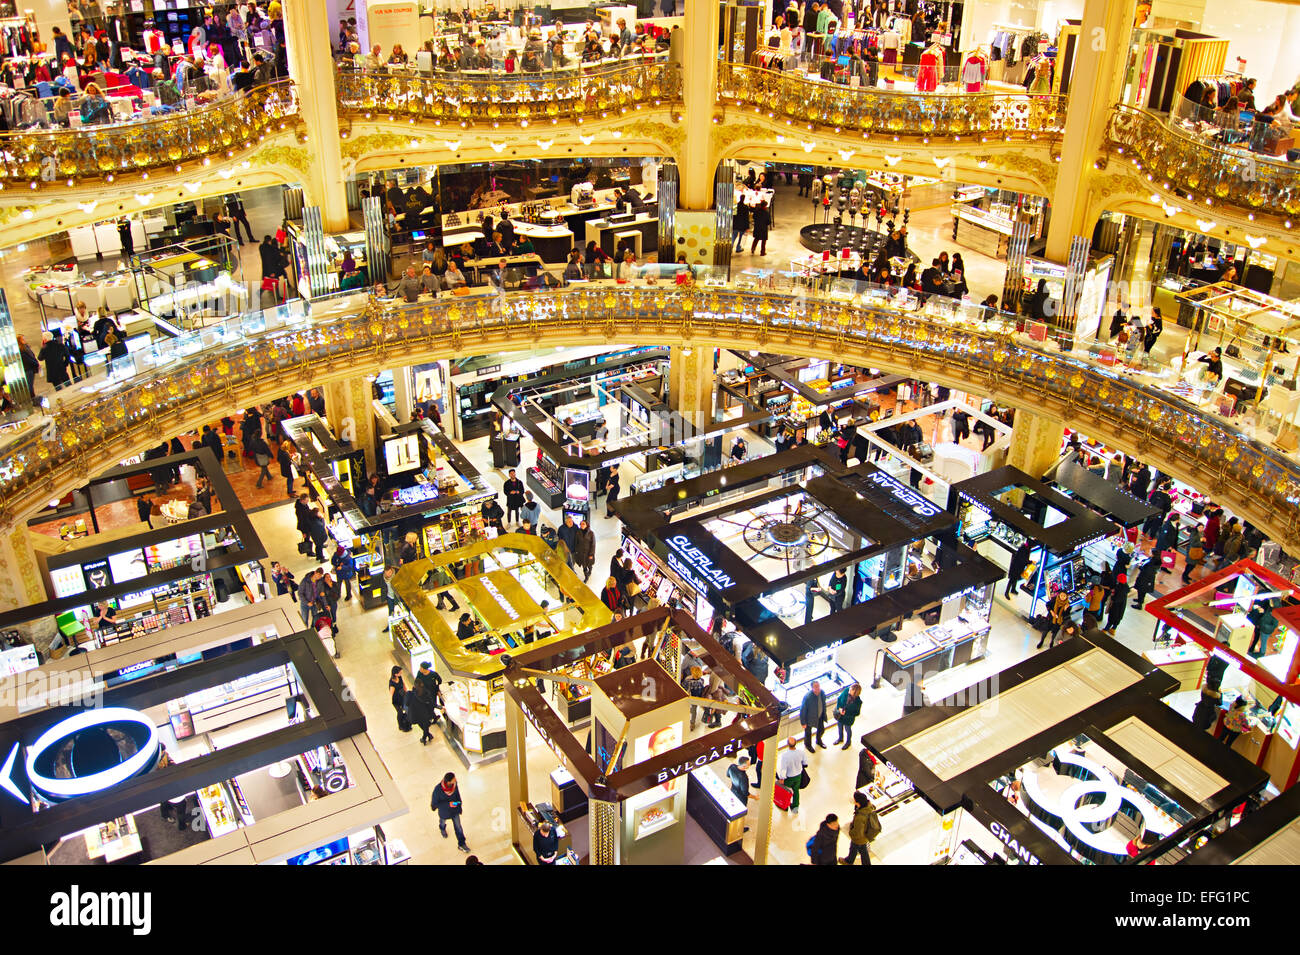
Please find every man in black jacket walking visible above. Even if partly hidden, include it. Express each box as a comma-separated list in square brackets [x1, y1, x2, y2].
[431, 772, 470, 852]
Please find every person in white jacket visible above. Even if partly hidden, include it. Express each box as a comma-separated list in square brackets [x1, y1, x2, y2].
[776, 736, 809, 813]
[617, 250, 638, 281]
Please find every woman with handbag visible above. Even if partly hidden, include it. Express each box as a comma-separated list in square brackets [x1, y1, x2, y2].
[250, 434, 273, 488]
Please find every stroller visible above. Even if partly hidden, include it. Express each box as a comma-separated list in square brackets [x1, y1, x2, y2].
[313, 612, 339, 658]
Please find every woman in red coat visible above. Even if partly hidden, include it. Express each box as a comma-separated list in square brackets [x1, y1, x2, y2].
[1202, 507, 1221, 554]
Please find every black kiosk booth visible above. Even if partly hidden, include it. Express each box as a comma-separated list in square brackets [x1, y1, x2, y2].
[492, 349, 776, 520]
[950, 465, 1121, 621]
[865, 629, 1269, 865]
[12, 448, 268, 653]
[615, 446, 1004, 714]
[283, 415, 493, 610]
[1050, 453, 1161, 530]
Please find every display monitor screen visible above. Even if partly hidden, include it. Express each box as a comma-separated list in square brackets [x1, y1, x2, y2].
[107, 548, 148, 584]
[385, 434, 421, 475]
[81, 559, 111, 591]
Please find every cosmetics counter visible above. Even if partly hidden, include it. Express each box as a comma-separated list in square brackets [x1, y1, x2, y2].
[951, 467, 1119, 621]
[687, 766, 748, 856]
[285, 414, 493, 609]
[453, 344, 658, 441]
[876, 582, 994, 685]
[47, 530, 231, 650]
[390, 535, 612, 760]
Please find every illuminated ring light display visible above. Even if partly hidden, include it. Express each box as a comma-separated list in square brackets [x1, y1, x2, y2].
[24, 707, 160, 802]
[320, 766, 350, 794]
[1020, 751, 1175, 863]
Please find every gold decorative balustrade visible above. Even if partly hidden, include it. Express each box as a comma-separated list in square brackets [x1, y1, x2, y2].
[335, 61, 682, 125]
[4, 285, 1299, 556]
[0, 81, 300, 186]
[1105, 105, 1300, 223]
[717, 63, 1067, 140]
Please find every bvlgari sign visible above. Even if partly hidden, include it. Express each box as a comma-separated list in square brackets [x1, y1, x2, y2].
[654, 737, 743, 783]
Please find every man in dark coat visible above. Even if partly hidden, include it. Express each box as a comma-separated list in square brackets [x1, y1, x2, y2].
[800, 680, 827, 752]
[503, 468, 525, 524]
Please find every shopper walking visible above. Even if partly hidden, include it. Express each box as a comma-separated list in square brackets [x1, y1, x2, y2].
[1131, 555, 1159, 610]
[603, 465, 621, 518]
[776, 737, 809, 813]
[1104, 573, 1130, 633]
[842, 791, 882, 865]
[404, 683, 436, 743]
[388, 665, 408, 730]
[431, 771, 471, 852]
[733, 196, 750, 252]
[331, 543, 356, 601]
[750, 200, 770, 256]
[556, 513, 579, 566]
[277, 440, 296, 497]
[684, 665, 708, 730]
[503, 468, 525, 524]
[572, 518, 596, 582]
[832, 682, 862, 748]
[800, 680, 827, 752]
[250, 434, 273, 487]
[1005, 541, 1032, 597]
[809, 814, 840, 865]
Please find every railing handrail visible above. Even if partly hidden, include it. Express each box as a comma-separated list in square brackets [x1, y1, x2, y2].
[1111, 102, 1298, 182]
[721, 61, 1063, 105]
[4, 282, 1297, 557]
[0, 78, 299, 146]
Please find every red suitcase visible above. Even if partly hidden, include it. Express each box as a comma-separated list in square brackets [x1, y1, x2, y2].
[773, 783, 793, 811]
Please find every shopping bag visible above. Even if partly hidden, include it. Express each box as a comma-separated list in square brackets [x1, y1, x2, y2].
[773, 783, 792, 810]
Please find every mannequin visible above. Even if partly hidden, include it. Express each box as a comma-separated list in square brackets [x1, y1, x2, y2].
[916, 41, 943, 92]
[1027, 52, 1051, 94]
[962, 46, 987, 93]
[879, 21, 900, 66]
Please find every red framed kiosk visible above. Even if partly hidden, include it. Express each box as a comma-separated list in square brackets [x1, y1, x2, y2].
[1144, 559, 1300, 790]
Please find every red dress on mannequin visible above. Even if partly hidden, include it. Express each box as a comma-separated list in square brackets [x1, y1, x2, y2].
[962, 52, 987, 92]
[916, 47, 943, 92]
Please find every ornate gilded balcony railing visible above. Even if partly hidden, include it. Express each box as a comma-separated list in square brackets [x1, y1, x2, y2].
[1105, 104, 1300, 221]
[4, 283, 1300, 555]
[0, 81, 300, 186]
[717, 63, 1067, 140]
[335, 61, 682, 126]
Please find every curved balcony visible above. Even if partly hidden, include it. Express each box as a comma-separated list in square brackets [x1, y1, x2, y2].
[3, 283, 1299, 558]
[1105, 104, 1300, 224]
[335, 61, 682, 127]
[717, 63, 1067, 141]
[0, 81, 300, 188]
